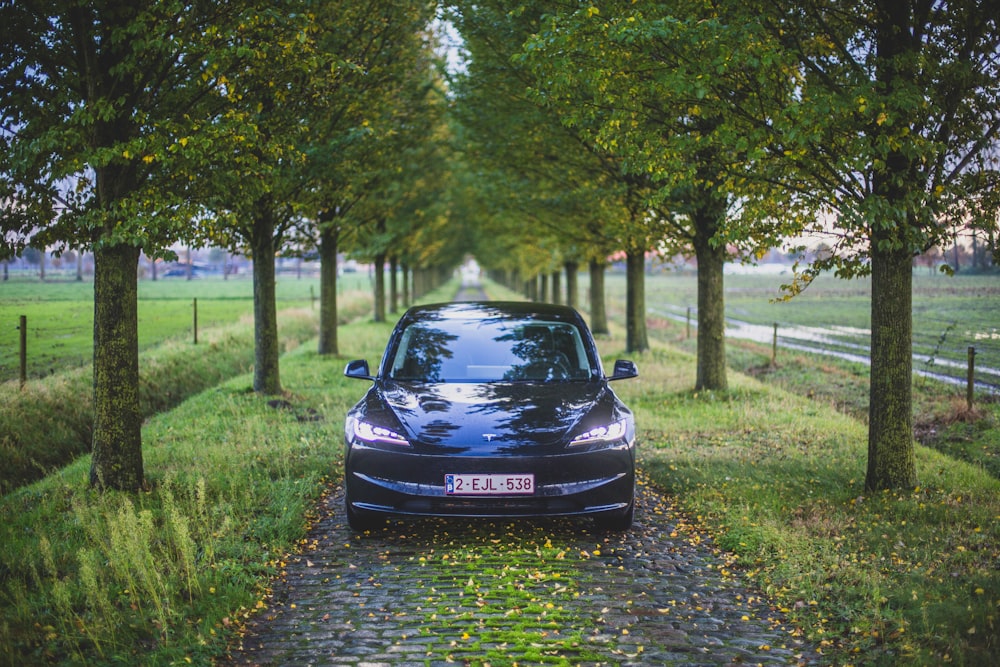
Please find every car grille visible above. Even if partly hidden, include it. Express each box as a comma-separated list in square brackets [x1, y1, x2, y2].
[405, 496, 580, 515]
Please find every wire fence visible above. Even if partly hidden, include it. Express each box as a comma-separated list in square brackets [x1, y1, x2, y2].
[653, 304, 999, 401]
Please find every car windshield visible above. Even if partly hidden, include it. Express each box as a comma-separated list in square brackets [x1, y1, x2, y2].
[388, 317, 595, 382]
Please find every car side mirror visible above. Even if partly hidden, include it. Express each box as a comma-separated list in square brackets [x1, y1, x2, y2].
[609, 359, 638, 380]
[344, 359, 374, 380]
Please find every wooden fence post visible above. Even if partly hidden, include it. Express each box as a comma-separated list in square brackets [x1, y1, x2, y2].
[771, 323, 778, 366]
[193, 298, 198, 345]
[967, 346, 976, 411]
[19, 315, 27, 389]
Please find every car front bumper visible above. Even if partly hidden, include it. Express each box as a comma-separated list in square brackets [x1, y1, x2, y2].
[345, 443, 634, 520]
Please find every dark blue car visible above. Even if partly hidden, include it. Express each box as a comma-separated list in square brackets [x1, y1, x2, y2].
[343, 301, 638, 532]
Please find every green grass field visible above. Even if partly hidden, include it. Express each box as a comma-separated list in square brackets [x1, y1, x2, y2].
[604, 270, 1000, 387]
[0, 272, 375, 383]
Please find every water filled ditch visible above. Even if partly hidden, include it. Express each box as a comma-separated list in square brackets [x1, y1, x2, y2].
[649, 305, 1000, 394]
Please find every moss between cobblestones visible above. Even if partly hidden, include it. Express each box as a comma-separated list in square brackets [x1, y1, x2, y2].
[386, 524, 620, 664]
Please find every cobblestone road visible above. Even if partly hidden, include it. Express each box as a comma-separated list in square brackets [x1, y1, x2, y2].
[224, 479, 816, 666]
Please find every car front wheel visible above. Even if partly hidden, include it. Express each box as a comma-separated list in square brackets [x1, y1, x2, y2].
[594, 499, 634, 532]
[345, 500, 384, 533]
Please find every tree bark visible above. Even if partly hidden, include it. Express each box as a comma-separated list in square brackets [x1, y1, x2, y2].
[693, 222, 728, 391]
[389, 256, 399, 314]
[250, 202, 281, 394]
[90, 243, 143, 491]
[551, 270, 561, 305]
[413, 267, 424, 300]
[373, 253, 386, 322]
[866, 243, 918, 490]
[625, 249, 648, 352]
[318, 224, 338, 355]
[401, 262, 410, 309]
[588, 259, 608, 335]
[564, 261, 578, 308]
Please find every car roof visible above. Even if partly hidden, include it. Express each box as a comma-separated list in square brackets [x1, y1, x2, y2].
[401, 301, 585, 323]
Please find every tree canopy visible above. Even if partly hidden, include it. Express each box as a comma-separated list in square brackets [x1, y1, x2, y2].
[0, 0, 447, 489]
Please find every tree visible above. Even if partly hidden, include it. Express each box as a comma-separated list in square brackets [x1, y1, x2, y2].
[747, 0, 1000, 490]
[448, 0, 642, 341]
[294, 1, 440, 347]
[203, 5, 329, 394]
[519, 2, 803, 386]
[0, 0, 266, 490]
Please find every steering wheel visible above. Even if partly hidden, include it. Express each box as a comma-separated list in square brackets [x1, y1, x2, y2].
[524, 353, 572, 380]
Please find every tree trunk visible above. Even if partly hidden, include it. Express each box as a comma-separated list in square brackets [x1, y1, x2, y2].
[401, 262, 410, 309]
[625, 249, 648, 352]
[588, 259, 608, 335]
[693, 225, 728, 391]
[90, 243, 143, 491]
[250, 203, 281, 394]
[551, 271, 561, 305]
[865, 237, 919, 491]
[318, 224, 338, 355]
[373, 253, 386, 322]
[389, 256, 399, 314]
[564, 261, 578, 308]
[413, 267, 424, 300]
[862, 0, 918, 490]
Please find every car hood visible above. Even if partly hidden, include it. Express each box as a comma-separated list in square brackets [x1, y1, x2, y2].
[378, 381, 613, 453]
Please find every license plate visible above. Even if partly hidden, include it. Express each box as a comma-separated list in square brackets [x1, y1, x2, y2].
[445, 473, 535, 496]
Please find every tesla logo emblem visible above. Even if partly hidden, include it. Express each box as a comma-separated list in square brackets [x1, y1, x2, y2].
[482, 433, 498, 442]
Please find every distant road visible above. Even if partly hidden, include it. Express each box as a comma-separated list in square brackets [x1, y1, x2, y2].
[454, 276, 487, 301]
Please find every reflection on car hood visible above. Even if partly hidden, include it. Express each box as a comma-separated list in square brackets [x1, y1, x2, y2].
[380, 381, 611, 452]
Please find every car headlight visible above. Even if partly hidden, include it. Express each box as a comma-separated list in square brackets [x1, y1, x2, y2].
[570, 419, 628, 446]
[352, 418, 410, 447]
